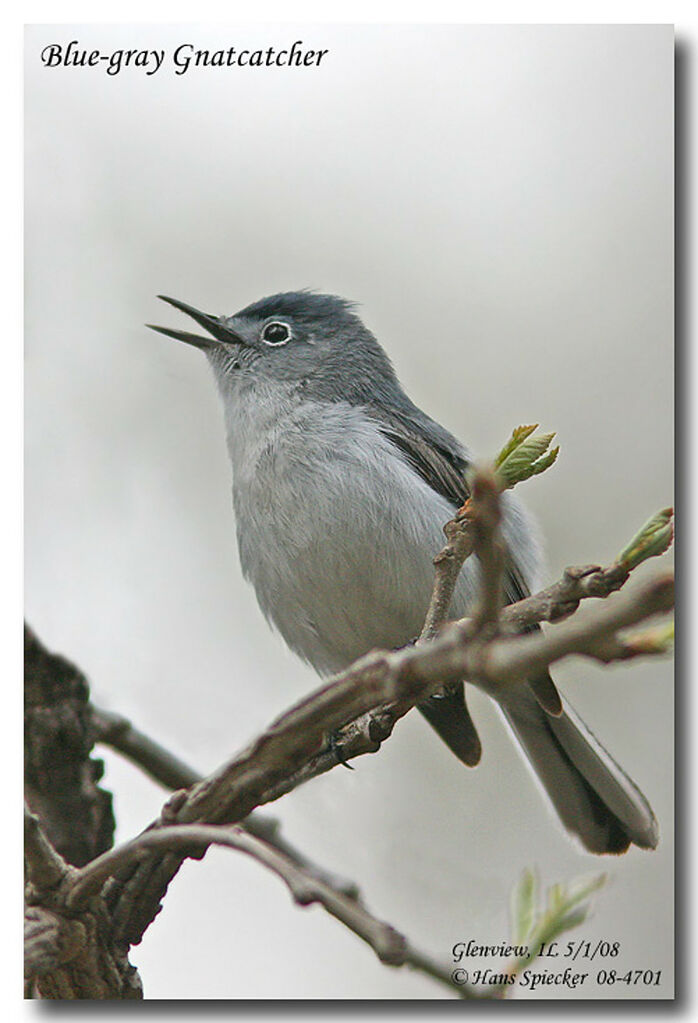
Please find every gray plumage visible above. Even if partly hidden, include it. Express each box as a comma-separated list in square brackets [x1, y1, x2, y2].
[149, 290, 657, 855]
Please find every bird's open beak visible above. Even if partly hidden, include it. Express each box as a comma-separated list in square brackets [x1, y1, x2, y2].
[147, 295, 246, 350]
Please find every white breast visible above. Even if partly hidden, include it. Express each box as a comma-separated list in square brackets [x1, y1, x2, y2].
[220, 385, 472, 674]
[220, 380, 539, 676]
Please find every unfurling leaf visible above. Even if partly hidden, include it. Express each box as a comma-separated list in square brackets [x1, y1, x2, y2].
[618, 508, 674, 570]
[495, 424, 538, 468]
[495, 426, 559, 490]
[511, 867, 538, 944]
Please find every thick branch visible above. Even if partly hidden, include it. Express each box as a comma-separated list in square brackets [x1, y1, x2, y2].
[100, 570, 672, 950]
[176, 573, 672, 827]
[24, 808, 142, 999]
[25, 448, 673, 1000]
[24, 906, 65, 978]
[259, 520, 672, 804]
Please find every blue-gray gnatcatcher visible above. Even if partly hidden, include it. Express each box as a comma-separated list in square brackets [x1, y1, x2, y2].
[149, 291, 657, 855]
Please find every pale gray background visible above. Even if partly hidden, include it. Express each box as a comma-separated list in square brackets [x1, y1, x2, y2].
[25, 24, 673, 999]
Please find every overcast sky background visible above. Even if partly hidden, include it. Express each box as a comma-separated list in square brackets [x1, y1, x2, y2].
[25, 24, 673, 999]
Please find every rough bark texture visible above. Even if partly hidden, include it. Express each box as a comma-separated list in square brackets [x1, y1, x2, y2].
[24, 625, 115, 867]
[24, 626, 142, 999]
[22, 477, 673, 1000]
[24, 891, 143, 1000]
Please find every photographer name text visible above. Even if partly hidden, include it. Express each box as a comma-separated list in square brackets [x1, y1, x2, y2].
[450, 938, 664, 993]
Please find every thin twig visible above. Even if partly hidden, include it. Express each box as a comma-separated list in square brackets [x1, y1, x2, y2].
[91, 707, 202, 790]
[24, 452, 674, 1000]
[163, 573, 672, 830]
[101, 570, 672, 949]
[501, 563, 630, 630]
[468, 470, 506, 630]
[416, 468, 503, 766]
[420, 504, 474, 642]
[66, 822, 479, 998]
[92, 704, 359, 898]
[480, 573, 673, 686]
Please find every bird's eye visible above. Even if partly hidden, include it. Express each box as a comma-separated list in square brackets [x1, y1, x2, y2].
[261, 321, 291, 346]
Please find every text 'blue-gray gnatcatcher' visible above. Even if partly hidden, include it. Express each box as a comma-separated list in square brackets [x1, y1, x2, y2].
[149, 290, 657, 855]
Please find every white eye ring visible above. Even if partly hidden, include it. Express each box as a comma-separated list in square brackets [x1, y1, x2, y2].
[261, 321, 292, 346]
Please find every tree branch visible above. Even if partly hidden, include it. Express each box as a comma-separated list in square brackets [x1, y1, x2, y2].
[92, 488, 675, 956]
[24, 906, 66, 979]
[501, 563, 630, 629]
[420, 464, 508, 642]
[91, 706, 202, 789]
[467, 469, 506, 630]
[24, 625, 114, 867]
[25, 446, 673, 999]
[97, 567, 672, 952]
[23, 808, 142, 999]
[172, 572, 672, 829]
[24, 806, 69, 893]
[501, 506, 674, 632]
[420, 502, 474, 642]
[64, 822, 478, 997]
[91, 703, 359, 898]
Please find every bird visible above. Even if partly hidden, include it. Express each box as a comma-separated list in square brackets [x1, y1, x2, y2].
[148, 290, 658, 855]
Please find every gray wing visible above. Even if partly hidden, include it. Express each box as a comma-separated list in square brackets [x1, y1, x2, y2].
[365, 400, 655, 854]
[367, 397, 470, 503]
[365, 401, 561, 760]
[365, 400, 528, 606]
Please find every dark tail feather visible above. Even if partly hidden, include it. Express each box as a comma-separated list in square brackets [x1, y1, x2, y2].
[499, 686, 658, 854]
[419, 683, 482, 766]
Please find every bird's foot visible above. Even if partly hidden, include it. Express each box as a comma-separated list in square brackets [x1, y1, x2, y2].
[327, 728, 354, 770]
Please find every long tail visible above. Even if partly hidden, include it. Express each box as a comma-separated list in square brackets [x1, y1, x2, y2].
[419, 679, 658, 854]
[499, 686, 658, 854]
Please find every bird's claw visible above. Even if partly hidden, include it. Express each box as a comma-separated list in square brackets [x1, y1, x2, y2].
[328, 728, 354, 769]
